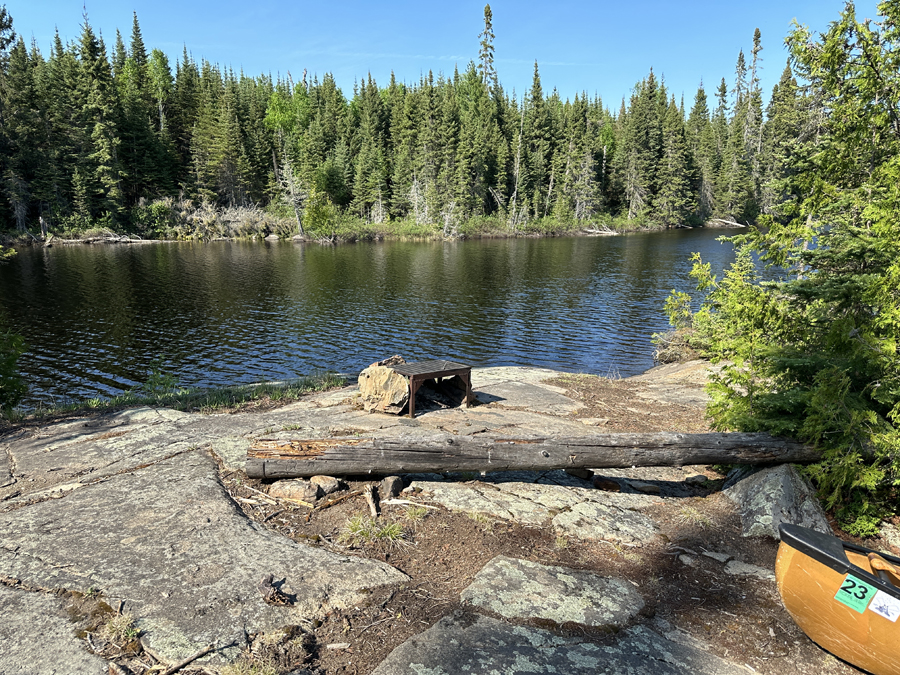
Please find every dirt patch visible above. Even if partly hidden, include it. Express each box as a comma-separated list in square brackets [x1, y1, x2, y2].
[544, 373, 711, 433]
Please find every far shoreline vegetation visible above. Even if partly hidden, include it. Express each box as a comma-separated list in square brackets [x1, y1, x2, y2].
[0, 205, 687, 249]
[1, 5, 780, 248]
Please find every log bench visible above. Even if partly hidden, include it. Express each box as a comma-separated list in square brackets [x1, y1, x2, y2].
[245, 432, 818, 479]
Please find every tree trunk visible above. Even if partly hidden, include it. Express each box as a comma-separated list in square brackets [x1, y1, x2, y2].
[245, 432, 817, 479]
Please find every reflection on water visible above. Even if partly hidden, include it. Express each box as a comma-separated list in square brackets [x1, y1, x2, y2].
[0, 229, 741, 407]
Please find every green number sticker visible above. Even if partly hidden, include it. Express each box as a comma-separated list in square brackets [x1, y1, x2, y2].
[835, 574, 876, 613]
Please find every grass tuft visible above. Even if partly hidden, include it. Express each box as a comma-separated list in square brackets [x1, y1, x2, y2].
[339, 515, 406, 546]
[101, 613, 140, 641]
[404, 505, 428, 521]
[220, 657, 279, 675]
[674, 506, 712, 528]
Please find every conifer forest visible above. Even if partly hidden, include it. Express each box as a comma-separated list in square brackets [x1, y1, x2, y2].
[0, 5, 802, 238]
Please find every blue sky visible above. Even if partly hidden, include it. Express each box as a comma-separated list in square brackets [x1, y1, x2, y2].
[6, 0, 883, 107]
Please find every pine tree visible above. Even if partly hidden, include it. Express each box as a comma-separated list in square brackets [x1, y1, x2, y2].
[213, 78, 251, 206]
[454, 62, 493, 217]
[759, 62, 807, 220]
[684, 2, 900, 533]
[524, 61, 552, 218]
[118, 13, 161, 204]
[745, 28, 765, 199]
[351, 75, 389, 221]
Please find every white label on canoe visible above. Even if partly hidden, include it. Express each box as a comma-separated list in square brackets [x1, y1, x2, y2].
[868, 590, 900, 622]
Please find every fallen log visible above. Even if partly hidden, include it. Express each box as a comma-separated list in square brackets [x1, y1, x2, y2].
[245, 433, 818, 479]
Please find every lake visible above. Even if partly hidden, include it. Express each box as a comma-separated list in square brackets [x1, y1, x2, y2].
[0, 229, 739, 408]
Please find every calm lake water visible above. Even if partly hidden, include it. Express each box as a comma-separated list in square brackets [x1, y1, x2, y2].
[0, 229, 740, 408]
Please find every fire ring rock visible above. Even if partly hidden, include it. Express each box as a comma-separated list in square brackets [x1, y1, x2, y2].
[358, 356, 410, 414]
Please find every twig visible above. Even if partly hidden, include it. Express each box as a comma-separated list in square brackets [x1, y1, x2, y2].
[160, 643, 217, 675]
[357, 617, 393, 634]
[314, 490, 362, 512]
[238, 485, 278, 505]
[381, 499, 439, 509]
[262, 509, 285, 522]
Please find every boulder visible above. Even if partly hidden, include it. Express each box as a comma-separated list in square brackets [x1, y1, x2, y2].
[358, 356, 410, 414]
[627, 479, 662, 495]
[723, 464, 831, 539]
[310, 475, 343, 496]
[461, 556, 644, 627]
[592, 476, 622, 492]
[380, 475, 405, 499]
[881, 522, 900, 554]
[269, 479, 322, 503]
[371, 612, 745, 675]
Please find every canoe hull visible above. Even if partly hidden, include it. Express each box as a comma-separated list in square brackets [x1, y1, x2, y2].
[776, 524, 900, 675]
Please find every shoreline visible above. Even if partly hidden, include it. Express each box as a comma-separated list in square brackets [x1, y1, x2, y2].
[2, 220, 745, 250]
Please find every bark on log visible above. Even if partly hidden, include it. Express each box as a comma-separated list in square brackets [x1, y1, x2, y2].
[245, 433, 818, 479]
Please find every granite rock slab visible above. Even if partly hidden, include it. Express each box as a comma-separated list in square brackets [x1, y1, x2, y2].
[0, 450, 407, 665]
[724, 560, 776, 581]
[461, 556, 644, 627]
[552, 500, 659, 546]
[370, 611, 746, 675]
[0, 584, 108, 675]
[473, 380, 583, 415]
[413, 480, 660, 546]
[724, 464, 831, 539]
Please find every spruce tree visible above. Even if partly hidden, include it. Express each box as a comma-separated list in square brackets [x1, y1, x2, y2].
[478, 4, 497, 89]
[524, 61, 551, 218]
[2, 37, 41, 229]
[655, 95, 693, 227]
[75, 17, 123, 223]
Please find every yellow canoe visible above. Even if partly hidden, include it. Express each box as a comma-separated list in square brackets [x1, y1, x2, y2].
[776, 523, 900, 675]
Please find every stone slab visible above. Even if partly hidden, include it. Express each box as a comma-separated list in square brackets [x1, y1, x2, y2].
[0, 445, 12, 487]
[461, 556, 644, 627]
[0, 584, 108, 674]
[412, 480, 661, 546]
[552, 500, 659, 547]
[0, 450, 407, 665]
[5, 407, 206, 497]
[473, 380, 583, 415]
[471, 366, 568, 388]
[370, 611, 746, 675]
[724, 464, 831, 539]
[724, 560, 776, 581]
